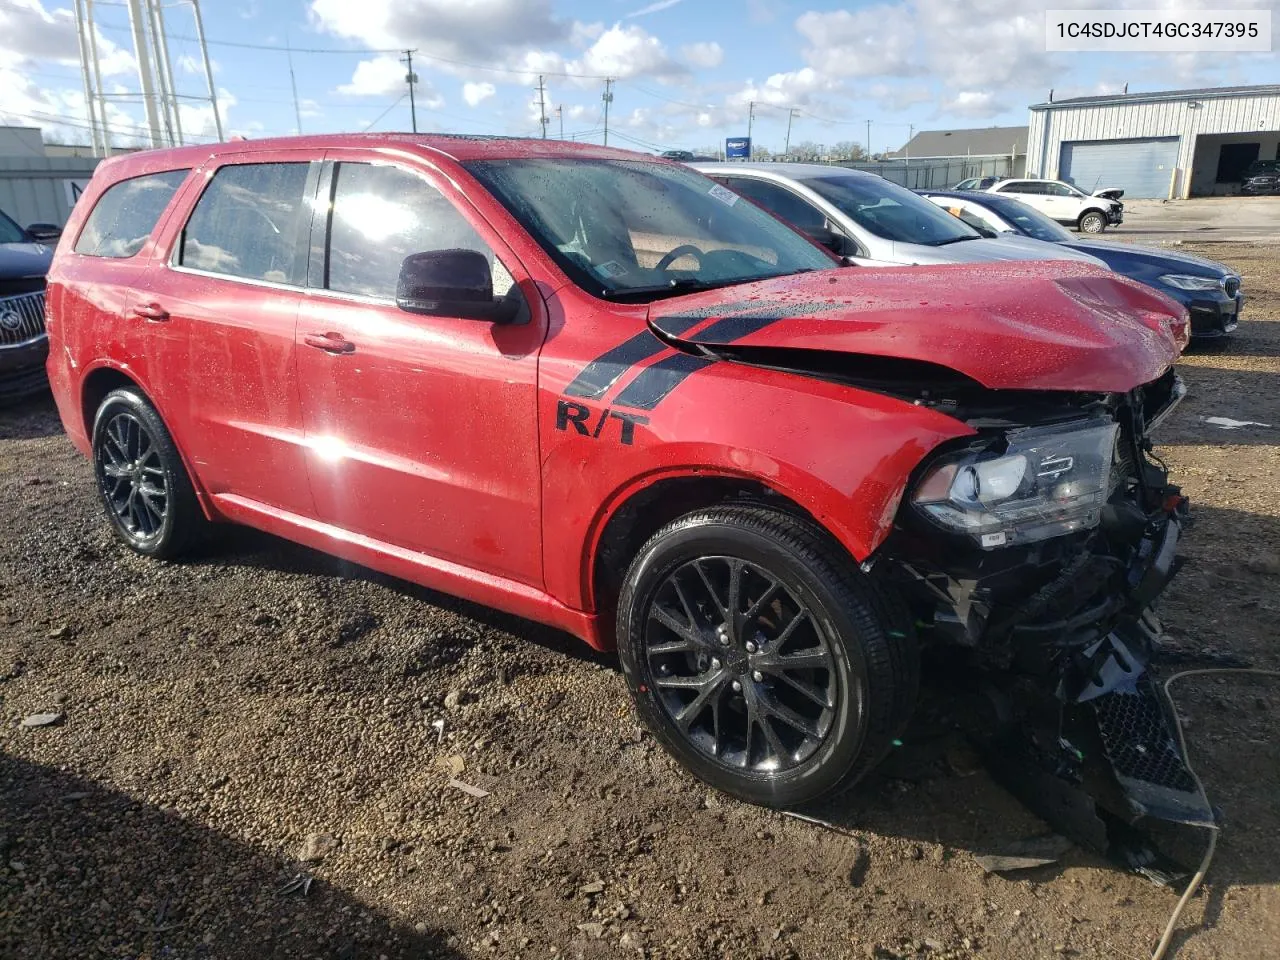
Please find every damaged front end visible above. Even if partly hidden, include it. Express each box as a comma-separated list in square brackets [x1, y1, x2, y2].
[873, 367, 1212, 879]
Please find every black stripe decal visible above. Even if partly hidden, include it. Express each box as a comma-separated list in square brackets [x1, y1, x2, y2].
[563, 314, 704, 399]
[613, 353, 714, 411]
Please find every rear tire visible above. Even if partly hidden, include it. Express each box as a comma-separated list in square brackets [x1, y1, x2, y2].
[1078, 210, 1107, 234]
[616, 506, 917, 808]
[92, 387, 205, 560]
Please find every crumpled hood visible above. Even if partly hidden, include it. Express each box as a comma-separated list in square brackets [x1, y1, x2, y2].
[1065, 240, 1232, 277]
[647, 262, 1187, 394]
[0, 242, 53, 279]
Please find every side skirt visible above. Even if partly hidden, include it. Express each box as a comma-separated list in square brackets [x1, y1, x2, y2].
[210, 493, 603, 649]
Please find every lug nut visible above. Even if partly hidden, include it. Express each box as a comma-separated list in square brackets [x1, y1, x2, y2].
[752, 670, 764, 683]
[731, 680, 742, 692]
[745, 641, 757, 654]
[716, 626, 731, 647]
[710, 658, 721, 670]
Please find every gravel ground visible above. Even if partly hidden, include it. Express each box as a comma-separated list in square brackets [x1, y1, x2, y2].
[2, 242, 1278, 960]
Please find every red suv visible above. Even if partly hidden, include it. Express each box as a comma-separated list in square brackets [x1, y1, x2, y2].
[45, 135, 1193, 813]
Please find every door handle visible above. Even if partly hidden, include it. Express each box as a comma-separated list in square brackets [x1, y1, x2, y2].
[132, 302, 169, 322]
[304, 331, 355, 354]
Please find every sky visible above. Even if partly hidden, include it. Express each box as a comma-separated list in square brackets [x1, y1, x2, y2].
[1, 0, 1277, 156]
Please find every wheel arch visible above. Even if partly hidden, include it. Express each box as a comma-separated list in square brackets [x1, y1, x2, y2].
[585, 470, 860, 646]
[81, 363, 215, 521]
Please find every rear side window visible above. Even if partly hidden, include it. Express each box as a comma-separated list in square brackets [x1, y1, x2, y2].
[73, 169, 188, 258]
[720, 176, 825, 231]
[1001, 181, 1043, 195]
[325, 162, 513, 299]
[178, 163, 310, 285]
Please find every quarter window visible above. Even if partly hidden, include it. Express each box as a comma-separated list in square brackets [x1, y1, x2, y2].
[1003, 181, 1045, 195]
[74, 169, 188, 258]
[177, 163, 311, 285]
[325, 162, 513, 299]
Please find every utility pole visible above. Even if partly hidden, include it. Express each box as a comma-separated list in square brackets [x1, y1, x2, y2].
[784, 107, 796, 156]
[905, 123, 914, 164]
[866, 119, 871, 160]
[556, 104, 563, 139]
[747, 100, 755, 144]
[536, 75, 548, 138]
[601, 77, 614, 146]
[401, 49, 418, 133]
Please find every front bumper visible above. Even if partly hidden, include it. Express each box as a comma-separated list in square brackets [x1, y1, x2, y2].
[1107, 206, 1124, 225]
[1241, 180, 1279, 195]
[1177, 290, 1242, 339]
[0, 333, 50, 401]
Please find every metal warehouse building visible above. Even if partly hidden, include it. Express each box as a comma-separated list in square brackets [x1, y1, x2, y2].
[1026, 84, 1280, 199]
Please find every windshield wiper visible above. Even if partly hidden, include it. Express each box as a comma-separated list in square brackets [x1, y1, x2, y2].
[929, 235, 981, 246]
[600, 277, 728, 302]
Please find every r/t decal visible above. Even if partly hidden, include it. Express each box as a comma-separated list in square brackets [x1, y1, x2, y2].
[556, 400, 649, 445]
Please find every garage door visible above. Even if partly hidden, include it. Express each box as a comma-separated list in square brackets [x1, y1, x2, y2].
[1059, 138, 1180, 199]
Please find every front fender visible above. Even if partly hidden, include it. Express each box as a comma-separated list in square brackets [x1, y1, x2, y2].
[539, 356, 974, 611]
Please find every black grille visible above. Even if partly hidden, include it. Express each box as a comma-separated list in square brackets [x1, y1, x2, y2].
[0, 290, 47, 346]
[1223, 276, 1240, 298]
[1094, 680, 1196, 793]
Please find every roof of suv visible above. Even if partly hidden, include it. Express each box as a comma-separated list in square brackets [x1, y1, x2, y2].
[90, 133, 659, 182]
[690, 161, 872, 181]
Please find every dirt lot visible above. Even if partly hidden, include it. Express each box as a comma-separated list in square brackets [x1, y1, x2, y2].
[2, 243, 1279, 960]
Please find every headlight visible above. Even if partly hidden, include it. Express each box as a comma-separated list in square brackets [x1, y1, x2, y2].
[912, 420, 1119, 549]
[1158, 274, 1221, 292]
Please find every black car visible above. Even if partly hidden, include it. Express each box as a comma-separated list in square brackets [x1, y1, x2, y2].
[0, 208, 57, 400]
[920, 189, 1243, 339]
[1241, 160, 1280, 196]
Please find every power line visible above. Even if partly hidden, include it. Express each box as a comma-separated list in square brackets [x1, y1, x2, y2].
[360, 93, 408, 133]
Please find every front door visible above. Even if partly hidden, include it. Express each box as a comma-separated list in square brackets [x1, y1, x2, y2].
[295, 156, 545, 586]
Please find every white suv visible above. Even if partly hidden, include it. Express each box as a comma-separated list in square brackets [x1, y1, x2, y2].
[986, 179, 1123, 234]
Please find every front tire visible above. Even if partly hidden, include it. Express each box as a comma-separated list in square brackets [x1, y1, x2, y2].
[616, 507, 917, 808]
[92, 387, 205, 560]
[1078, 210, 1107, 234]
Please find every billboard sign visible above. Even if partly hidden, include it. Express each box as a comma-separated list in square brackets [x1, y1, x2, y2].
[725, 137, 751, 159]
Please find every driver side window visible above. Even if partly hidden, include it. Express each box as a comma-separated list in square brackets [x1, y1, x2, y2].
[324, 162, 515, 300]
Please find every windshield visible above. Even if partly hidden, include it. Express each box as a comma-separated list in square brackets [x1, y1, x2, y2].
[465, 159, 835, 300]
[0, 210, 26, 244]
[805, 175, 980, 246]
[980, 196, 1073, 242]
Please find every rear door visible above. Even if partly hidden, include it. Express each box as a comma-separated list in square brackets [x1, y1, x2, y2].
[294, 153, 545, 585]
[149, 153, 318, 517]
[994, 181, 1052, 217]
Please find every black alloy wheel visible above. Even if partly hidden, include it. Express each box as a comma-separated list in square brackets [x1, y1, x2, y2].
[617, 506, 918, 808]
[97, 410, 168, 541]
[92, 387, 205, 559]
[642, 555, 838, 772]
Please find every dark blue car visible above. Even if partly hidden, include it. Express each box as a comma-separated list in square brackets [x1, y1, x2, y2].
[1, 207, 56, 400]
[919, 189, 1243, 340]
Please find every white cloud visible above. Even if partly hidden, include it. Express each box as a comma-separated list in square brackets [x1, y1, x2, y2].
[941, 90, 1007, 118]
[0, 0, 135, 76]
[795, 6, 919, 79]
[573, 23, 685, 80]
[462, 81, 496, 107]
[309, 0, 569, 63]
[681, 41, 723, 69]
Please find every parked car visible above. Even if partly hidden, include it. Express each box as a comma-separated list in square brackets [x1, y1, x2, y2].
[1, 207, 58, 401]
[985, 178, 1124, 233]
[952, 175, 1002, 191]
[47, 136, 1197, 832]
[1240, 159, 1280, 196]
[689, 162, 1106, 268]
[921, 189, 1242, 339]
[660, 149, 718, 162]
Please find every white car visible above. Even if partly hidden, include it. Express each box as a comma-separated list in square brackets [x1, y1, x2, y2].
[985, 179, 1124, 234]
[689, 163, 1107, 268]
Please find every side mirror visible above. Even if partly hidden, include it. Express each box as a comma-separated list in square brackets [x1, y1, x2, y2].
[396, 249, 519, 324]
[26, 222, 62, 244]
[805, 225, 851, 257]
